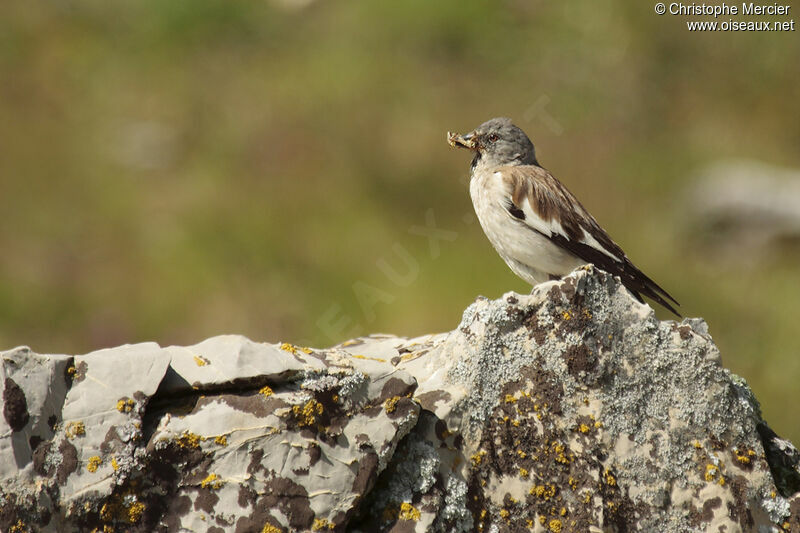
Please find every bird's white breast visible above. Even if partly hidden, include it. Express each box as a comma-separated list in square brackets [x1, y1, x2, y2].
[469, 169, 585, 285]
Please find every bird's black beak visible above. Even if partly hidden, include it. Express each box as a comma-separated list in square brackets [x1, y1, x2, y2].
[447, 131, 478, 150]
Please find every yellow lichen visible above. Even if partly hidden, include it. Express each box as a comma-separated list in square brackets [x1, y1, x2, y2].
[312, 518, 335, 530]
[578, 424, 590, 433]
[100, 493, 145, 525]
[704, 463, 717, 482]
[214, 435, 228, 446]
[67, 365, 76, 376]
[511, 419, 520, 427]
[604, 469, 616, 486]
[9, 519, 26, 533]
[583, 491, 592, 504]
[562, 310, 572, 321]
[549, 519, 563, 532]
[280, 342, 299, 354]
[262, 524, 282, 533]
[65, 421, 86, 439]
[116, 399, 135, 413]
[292, 399, 323, 427]
[594, 420, 603, 429]
[128, 501, 145, 523]
[560, 507, 567, 516]
[693, 440, 702, 449]
[193, 355, 209, 367]
[398, 502, 420, 521]
[201, 473, 224, 490]
[499, 509, 510, 519]
[735, 448, 756, 465]
[99, 502, 112, 522]
[539, 515, 547, 525]
[471, 450, 486, 467]
[280, 343, 313, 356]
[530, 485, 556, 499]
[553, 442, 570, 464]
[87, 456, 102, 473]
[384, 396, 401, 413]
[517, 449, 527, 458]
[520, 468, 529, 478]
[504, 394, 517, 404]
[111, 457, 119, 471]
[176, 431, 201, 449]
[259, 385, 274, 397]
[351, 354, 387, 362]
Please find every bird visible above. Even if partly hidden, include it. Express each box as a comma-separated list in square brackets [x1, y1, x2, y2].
[448, 117, 680, 316]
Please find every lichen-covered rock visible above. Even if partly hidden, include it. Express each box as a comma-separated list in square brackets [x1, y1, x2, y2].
[0, 335, 421, 532]
[1, 267, 797, 532]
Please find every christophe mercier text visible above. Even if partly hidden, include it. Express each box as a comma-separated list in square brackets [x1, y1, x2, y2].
[669, 3, 791, 16]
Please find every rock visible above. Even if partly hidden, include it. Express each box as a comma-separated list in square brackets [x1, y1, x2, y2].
[686, 159, 800, 257]
[1, 267, 797, 532]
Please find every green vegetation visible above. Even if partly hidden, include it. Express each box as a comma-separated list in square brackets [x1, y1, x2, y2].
[1, 1, 798, 442]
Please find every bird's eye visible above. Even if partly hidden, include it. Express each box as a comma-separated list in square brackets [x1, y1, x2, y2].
[487, 133, 499, 143]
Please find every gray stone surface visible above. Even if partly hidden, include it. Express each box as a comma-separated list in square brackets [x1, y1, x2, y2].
[1, 266, 798, 532]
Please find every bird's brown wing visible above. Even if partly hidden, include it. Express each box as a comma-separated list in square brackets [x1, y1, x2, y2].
[497, 165, 680, 316]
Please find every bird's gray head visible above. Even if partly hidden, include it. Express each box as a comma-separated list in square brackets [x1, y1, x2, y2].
[447, 117, 538, 169]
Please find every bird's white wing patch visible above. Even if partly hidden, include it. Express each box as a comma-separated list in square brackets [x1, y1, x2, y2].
[578, 230, 622, 262]
[492, 170, 623, 263]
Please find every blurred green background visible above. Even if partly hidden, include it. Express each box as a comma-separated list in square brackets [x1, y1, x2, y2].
[1, 1, 798, 442]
